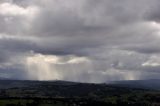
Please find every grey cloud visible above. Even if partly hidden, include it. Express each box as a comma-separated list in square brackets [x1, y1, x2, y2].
[1, 0, 160, 82]
[123, 46, 160, 54]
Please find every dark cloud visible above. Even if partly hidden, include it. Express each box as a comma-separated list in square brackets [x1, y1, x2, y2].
[123, 46, 160, 54]
[0, 0, 160, 82]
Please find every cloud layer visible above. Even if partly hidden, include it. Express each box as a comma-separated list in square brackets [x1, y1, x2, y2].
[0, 0, 160, 82]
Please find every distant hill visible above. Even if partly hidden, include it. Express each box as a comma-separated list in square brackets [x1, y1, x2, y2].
[110, 79, 160, 90]
[0, 79, 78, 89]
[0, 79, 159, 90]
[0, 79, 159, 105]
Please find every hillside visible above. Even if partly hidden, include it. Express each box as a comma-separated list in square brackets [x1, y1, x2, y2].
[0, 80, 159, 106]
[110, 79, 160, 90]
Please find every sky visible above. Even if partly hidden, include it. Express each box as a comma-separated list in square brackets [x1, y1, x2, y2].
[0, 0, 160, 83]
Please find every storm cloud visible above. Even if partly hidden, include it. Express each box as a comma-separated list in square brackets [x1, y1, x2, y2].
[0, 0, 160, 82]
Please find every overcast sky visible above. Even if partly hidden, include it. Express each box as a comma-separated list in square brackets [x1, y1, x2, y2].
[0, 0, 160, 82]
